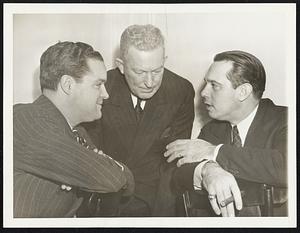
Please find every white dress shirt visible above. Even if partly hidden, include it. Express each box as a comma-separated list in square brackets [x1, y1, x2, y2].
[131, 94, 146, 110]
[193, 104, 259, 190]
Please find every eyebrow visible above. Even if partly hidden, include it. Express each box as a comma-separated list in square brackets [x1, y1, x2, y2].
[134, 65, 164, 72]
[94, 79, 106, 84]
[204, 78, 222, 85]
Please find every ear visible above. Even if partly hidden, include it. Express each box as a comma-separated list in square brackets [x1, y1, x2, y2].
[236, 83, 253, 101]
[59, 75, 75, 95]
[115, 58, 125, 74]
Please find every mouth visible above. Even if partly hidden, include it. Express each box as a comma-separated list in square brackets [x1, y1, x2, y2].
[204, 102, 213, 110]
[140, 88, 154, 93]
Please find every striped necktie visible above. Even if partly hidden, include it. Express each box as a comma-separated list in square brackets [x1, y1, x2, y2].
[231, 125, 242, 147]
[72, 129, 90, 149]
[72, 128, 123, 170]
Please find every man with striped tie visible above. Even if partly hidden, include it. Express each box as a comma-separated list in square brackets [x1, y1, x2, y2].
[13, 41, 134, 217]
[165, 51, 287, 217]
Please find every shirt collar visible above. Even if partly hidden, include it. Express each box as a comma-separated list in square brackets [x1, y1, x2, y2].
[131, 94, 146, 110]
[233, 104, 259, 146]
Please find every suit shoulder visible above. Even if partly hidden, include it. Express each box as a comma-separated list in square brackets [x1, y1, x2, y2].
[14, 103, 35, 117]
[261, 98, 287, 121]
[163, 68, 194, 92]
[106, 68, 124, 91]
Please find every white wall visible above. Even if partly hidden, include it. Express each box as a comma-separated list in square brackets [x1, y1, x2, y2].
[12, 7, 293, 138]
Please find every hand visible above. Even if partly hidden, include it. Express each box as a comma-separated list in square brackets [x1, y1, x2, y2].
[164, 139, 216, 167]
[201, 161, 243, 217]
[121, 164, 135, 196]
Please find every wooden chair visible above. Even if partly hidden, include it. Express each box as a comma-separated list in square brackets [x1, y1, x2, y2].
[182, 179, 287, 217]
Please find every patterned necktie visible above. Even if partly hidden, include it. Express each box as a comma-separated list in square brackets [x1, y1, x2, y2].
[72, 129, 90, 149]
[72, 128, 123, 170]
[231, 125, 242, 147]
[134, 98, 143, 122]
[71, 128, 124, 216]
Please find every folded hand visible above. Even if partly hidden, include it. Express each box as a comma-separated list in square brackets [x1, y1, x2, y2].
[164, 139, 216, 167]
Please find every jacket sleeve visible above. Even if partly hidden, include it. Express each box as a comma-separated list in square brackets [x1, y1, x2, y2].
[14, 108, 129, 194]
[199, 117, 287, 188]
[171, 162, 200, 194]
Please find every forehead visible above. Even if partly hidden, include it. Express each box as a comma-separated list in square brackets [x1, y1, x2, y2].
[205, 61, 233, 83]
[126, 46, 164, 69]
[84, 58, 107, 81]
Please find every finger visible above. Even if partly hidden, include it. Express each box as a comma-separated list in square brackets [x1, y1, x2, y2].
[176, 157, 187, 167]
[231, 181, 243, 210]
[223, 189, 235, 217]
[216, 190, 228, 217]
[166, 139, 188, 150]
[166, 151, 184, 163]
[209, 196, 221, 215]
[164, 144, 186, 157]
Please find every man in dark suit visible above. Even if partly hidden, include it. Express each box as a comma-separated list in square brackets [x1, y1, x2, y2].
[13, 41, 134, 217]
[165, 50, 287, 216]
[84, 24, 195, 216]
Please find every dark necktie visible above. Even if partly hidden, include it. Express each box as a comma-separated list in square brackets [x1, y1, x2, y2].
[135, 98, 143, 122]
[231, 125, 242, 147]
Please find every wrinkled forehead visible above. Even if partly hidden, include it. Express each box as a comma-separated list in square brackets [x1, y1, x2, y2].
[125, 46, 165, 68]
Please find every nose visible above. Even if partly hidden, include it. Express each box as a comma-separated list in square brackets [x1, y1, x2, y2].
[100, 84, 109, 100]
[144, 72, 153, 88]
[201, 83, 209, 98]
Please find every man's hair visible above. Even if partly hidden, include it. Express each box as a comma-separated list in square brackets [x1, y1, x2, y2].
[120, 24, 165, 60]
[40, 41, 104, 91]
[214, 50, 266, 99]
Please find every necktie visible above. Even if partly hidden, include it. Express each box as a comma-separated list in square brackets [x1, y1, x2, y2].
[72, 128, 123, 170]
[231, 125, 242, 147]
[134, 98, 143, 122]
[71, 128, 124, 216]
[72, 129, 90, 149]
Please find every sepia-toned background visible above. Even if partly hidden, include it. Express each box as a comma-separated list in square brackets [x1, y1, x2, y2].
[5, 4, 296, 227]
[13, 9, 291, 138]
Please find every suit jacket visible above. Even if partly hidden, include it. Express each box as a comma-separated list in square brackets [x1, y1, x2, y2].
[13, 95, 133, 217]
[84, 68, 195, 215]
[172, 99, 288, 215]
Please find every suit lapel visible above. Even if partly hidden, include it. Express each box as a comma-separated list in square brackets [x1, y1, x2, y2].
[35, 95, 74, 137]
[103, 78, 137, 157]
[244, 100, 268, 147]
[207, 121, 232, 145]
[127, 83, 168, 165]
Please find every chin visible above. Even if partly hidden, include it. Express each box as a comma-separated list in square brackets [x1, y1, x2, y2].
[138, 92, 156, 100]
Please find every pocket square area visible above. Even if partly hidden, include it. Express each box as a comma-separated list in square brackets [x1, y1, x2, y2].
[160, 127, 172, 138]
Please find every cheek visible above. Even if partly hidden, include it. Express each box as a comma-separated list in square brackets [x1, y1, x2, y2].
[126, 74, 141, 87]
[154, 76, 163, 85]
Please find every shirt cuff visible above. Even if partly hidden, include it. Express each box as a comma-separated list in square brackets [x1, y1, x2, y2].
[193, 159, 209, 190]
[213, 144, 223, 161]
